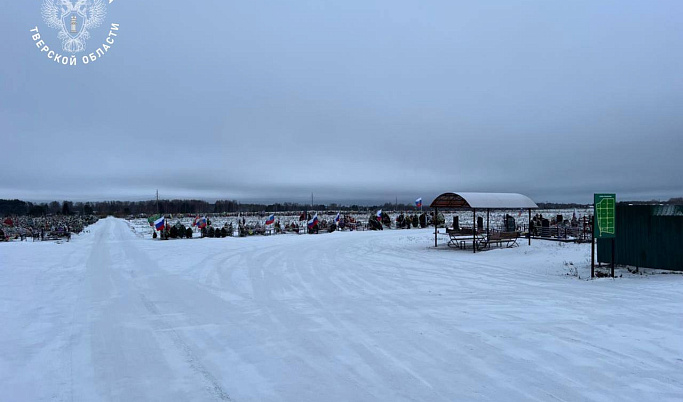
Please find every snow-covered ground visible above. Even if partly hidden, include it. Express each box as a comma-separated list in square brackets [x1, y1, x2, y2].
[0, 217, 681, 401]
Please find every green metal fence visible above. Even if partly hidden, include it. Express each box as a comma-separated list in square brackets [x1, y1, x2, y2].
[597, 205, 683, 271]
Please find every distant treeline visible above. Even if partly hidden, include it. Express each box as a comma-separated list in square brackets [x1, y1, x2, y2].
[618, 198, 683, 205]
[536, 202, 592, 209]
[2, 197, 681, 217]
[0, 199, 421, 217]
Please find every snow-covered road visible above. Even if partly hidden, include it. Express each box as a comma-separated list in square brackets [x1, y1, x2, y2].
[1, 217, 681, 401]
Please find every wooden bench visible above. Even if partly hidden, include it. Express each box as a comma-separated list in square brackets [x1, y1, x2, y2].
[483, 231, 519, 248]
[447, 228, 485, 249]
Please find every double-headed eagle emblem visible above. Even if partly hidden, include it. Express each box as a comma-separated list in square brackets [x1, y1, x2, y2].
[42, 0, 107, 53]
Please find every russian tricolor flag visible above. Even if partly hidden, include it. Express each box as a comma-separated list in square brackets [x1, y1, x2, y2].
[265, 214, 275, 225]
[415, 198, 422, 208]
[195, 217, 207, 229]
[154, 216, 165, 231]
[334, 212, 340, 224]
[376, 210, 382, 220]
[308, 213, 319, 229]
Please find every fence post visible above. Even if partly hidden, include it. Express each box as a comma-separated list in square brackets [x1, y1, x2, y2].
[591, 216, 595, 278]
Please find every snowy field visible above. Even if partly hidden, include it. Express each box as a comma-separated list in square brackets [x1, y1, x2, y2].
[0, 217, 681, 401]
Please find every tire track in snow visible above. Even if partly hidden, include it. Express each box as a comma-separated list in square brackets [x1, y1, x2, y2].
[79, 218, 234, 401]
[138, 293, 232, 401]
[113, 219, 234, 401]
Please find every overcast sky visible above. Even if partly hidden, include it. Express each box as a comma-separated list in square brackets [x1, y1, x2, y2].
[1, 0, 682, 205]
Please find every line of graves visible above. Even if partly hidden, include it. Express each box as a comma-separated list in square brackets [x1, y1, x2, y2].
[446, 213, 592, 243]
[146, 211, 440, 240]
[0, 215, 100, 242]
[527, 213, 593, 242]
[1, 211, 591, 244]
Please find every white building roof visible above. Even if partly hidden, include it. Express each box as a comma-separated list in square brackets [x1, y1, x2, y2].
[429, 192, 538, 209]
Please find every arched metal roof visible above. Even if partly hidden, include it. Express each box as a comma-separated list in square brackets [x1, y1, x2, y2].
[429, 192, 538, 209]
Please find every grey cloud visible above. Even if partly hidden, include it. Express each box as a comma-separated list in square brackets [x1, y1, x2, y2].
[1, 1, 682, 204]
